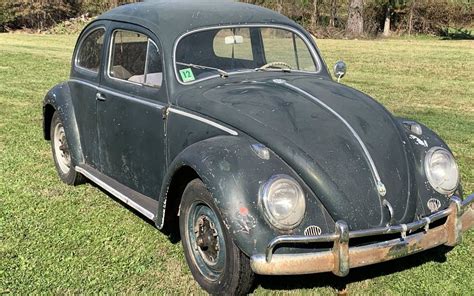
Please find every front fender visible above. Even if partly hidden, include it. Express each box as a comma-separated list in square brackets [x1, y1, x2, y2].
[158, 135, 335, 256]
[43, 82, 84, 166]
[398, 119, 463, 216]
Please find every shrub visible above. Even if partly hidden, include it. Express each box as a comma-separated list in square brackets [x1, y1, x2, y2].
[0, 0, 138, 32]
[364, 0, 473, 36]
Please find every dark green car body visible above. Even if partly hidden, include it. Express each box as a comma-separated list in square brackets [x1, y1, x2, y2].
[43, 0, 473, 283]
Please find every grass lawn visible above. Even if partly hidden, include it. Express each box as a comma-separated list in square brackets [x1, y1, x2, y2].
[0, 33, 473, 294]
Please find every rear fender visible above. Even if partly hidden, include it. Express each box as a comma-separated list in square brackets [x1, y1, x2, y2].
[43, 82, 84, 166]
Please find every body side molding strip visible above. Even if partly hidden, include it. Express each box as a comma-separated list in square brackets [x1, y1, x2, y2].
[69, 79, 165, 109]
[169, 107, 239, 136]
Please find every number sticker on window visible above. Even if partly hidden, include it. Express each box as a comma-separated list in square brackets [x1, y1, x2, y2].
[179, 68, 195, 82]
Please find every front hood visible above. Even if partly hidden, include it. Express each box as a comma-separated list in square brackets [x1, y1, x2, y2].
[175, 74, 417, 229]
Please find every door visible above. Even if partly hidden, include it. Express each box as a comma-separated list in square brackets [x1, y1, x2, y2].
[97, 25, 167, 199]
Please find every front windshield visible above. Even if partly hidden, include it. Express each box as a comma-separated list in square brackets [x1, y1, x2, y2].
[175, 26, 319, 83]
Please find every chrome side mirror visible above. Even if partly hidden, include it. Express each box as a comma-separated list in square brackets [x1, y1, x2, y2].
[333, 61, 347, 83]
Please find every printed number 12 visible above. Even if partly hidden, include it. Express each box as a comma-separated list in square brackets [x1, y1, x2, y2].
[180, 68, 195, 82]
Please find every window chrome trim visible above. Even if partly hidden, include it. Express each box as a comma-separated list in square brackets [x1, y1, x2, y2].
[145, 39, 161, 86]
[69, 78, 165, 109]
[74, 26, 106, 75]
[168, 107, 239, 136]
[173, 24, 323, 86]
[75, 166, 155, 220]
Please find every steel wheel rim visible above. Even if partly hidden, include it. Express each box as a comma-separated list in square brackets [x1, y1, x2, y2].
[53, 122, 71, 174]
[187, 201, 226, 281]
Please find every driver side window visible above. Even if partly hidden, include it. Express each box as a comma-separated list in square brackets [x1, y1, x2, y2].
[109, 30, 163, 88]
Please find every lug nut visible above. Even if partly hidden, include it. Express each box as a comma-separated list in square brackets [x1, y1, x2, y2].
[197, 237, 205, 247]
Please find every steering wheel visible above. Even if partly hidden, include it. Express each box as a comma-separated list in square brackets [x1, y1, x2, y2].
[259, 61, 293, 70]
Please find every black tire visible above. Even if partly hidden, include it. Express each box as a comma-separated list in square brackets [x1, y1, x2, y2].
[179, 179, 255, 295]
[50, 111, 85, 185]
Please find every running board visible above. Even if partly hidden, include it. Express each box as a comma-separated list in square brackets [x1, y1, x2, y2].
[75, 165, 157, 221]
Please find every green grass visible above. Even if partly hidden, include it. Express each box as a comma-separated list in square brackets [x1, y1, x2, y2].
[0, 34, 473, 294]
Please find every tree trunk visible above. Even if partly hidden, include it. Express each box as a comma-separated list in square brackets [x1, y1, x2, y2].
[408, 0, 416, 36]
[276, 0, 283, 14]
[311, 0, 320, 31]
[329, 0, 337, 27]
[383, 5, 391, 37]
[346, 0, 364, 38]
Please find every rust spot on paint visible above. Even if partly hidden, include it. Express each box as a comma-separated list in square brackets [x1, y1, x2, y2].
[234, 208, 256, 234]
[239, 207, 249, 216]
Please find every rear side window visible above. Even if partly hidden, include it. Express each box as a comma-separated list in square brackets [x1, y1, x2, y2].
[108, 30, 163, 88]
[76, 28, 105, 72]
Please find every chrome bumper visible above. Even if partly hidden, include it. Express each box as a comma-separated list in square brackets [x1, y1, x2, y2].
[250, 195, 474, 276]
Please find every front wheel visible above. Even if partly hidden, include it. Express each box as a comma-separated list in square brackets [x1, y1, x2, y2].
[179, 179, 254, 295]
[50, 112, 84, 185]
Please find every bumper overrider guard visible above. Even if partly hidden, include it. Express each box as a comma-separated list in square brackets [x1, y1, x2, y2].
[251, 194, 474, 276]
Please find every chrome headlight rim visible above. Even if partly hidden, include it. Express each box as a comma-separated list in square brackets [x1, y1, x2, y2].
[259, 174, 306, 230]
[424, 147, 460, 195]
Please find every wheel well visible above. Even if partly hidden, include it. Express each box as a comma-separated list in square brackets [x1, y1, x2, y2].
[43, 104, 55, 140]
[161, 166, 200, 242]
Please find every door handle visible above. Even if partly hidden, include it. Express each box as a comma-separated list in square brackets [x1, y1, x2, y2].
[96, 92, 107, 102]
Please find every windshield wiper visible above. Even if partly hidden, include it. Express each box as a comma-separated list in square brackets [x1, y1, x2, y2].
[255, 62, 292, 73]
[177, 62, 229, 78]
[255, 67, 292, 73]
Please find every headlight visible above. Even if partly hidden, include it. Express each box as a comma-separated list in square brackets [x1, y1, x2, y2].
[425, 147, 460, 195]
[260, 175, 306, 230]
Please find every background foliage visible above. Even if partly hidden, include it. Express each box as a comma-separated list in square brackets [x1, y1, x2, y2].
[0, 0, 472, 37]
[0, 0, 138, 32]
[242, 0, 473, 37]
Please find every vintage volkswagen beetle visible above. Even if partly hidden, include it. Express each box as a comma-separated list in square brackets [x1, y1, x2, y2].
[43, 1, 473, 294]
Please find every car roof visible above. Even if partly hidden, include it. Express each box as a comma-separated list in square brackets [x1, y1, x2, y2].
[96, 0, 296, 42]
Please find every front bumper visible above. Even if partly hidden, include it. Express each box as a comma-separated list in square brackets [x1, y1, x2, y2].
[250, 195, 474, 276]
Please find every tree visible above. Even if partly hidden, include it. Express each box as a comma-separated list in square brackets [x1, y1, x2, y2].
[310, 0, 320, 30]
[346, 0, 364, 37]
[329, 0, 337, 27]
[407, 0, 416, 35]
[383, 2, 392, 36]
[381, 0, 407, 37]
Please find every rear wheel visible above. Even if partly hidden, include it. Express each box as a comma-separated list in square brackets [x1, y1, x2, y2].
[50, 112, 84, 185]
[179, 179, 254, 295]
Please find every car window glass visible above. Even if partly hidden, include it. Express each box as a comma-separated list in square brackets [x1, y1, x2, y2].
[76, 28, 105, 72]
[109, 30, 163, 88]
[176, 26, 319, 83]
[143, 41, 163, 88]
[262, 28, 316, 72]
[213, 28, 253, 61]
